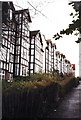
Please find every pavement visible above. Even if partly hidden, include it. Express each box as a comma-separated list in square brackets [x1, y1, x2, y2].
[47, 81, 81, 118]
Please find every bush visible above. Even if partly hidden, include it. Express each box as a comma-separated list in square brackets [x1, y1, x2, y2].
[2, 75, 77, 119]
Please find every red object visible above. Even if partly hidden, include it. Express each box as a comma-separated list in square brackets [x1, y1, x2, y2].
[52, 43, 56, 47]
[5, 71, 8, 80]
[71, 64, 75, 70]
[56, 51, 60, 55]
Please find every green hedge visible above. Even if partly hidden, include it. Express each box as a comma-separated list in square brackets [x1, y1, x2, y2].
[2, 77, 78, 119]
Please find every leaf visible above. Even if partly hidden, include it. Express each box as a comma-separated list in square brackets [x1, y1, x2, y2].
[53, 1, 81, 40]
[70, 13, 73, 16]
[68, 2, 73, 5]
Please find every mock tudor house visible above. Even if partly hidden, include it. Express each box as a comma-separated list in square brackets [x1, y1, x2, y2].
[28, 30, 44, 75]
[45, 39, 52, 73]
[0, 2, 32, 80]
[0, 2, 16, 80]
[13, 8, 32, 77]
[51, 43, 57, 73]
[0, 1, 76, 80]
[55, 51, 60, 73]
[71, 64, 75, 76]
[60, 54, 66, 74]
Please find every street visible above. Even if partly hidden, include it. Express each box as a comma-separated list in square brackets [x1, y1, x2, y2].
[47, 81, 81, 118]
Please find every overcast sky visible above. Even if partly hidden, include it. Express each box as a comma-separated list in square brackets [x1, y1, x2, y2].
[12, 0, 79, 76]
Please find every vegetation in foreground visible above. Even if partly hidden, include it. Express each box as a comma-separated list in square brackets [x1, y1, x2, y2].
[2, 73, 79, 119]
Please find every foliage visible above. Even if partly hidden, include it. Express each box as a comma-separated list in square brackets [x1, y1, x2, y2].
[53, 1, 81, 40]
[64, 72, 74, 77]
[3, 74, 77, 118]
[3, 72, 74, 93]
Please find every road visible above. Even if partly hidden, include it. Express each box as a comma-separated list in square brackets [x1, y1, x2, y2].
[47, 81, 81, 118]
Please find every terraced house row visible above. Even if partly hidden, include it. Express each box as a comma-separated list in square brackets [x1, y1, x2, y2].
[0, 2, 75, 80]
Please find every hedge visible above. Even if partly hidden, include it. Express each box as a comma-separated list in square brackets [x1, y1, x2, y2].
[2, 77, 79, 119]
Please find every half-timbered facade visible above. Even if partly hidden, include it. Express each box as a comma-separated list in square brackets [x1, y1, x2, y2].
[59, 54, 66, 74]
[51, 43, 57, 73]
[0, 2, 32, 80]
[28, 30, 44, 75]
[55, 51, 60, 73]
[0, 2, 16, 80]
[14, 9, 31, 77]
[0, 2, 76, 80]
[71, 64, 75, 76]
[45, 40, 52, 73]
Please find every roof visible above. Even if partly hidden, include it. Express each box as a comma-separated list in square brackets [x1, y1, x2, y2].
[2, 2, 16, 23]
[52, 43, 56, 47]
[46, 39, 52, 47]
[71, 64, 75, 70]
[61, 54, 66, 58]
[30, 30, 40, 37]
[65, 59, 70, 64]
[2, 2, 15, 11]
[30, 30, 43, 45]
[68, 60, 70, 64]
[60, 53, 64, 56]
[56, 51, 60, 55]
[65, 59, 68, 63]
[15, 9, 32, 22]
[9, 2, 15, 11]
[46, 39, 52, 43]
[63, 55, 66, 58]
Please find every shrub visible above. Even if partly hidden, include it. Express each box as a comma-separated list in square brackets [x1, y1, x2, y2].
[2, 74, 77, 119]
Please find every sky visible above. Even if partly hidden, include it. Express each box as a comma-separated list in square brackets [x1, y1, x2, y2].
[12, 0, 79, 76]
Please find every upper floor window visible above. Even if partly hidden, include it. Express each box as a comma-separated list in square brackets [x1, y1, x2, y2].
[10, 9, 12, 20]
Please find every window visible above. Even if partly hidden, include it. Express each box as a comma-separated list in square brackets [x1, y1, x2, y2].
[10, 9, 12, 20]
[15, 64, 19, 75]
[22, 66, 26, 75]
[0, 62, 1, 69]
[30, 70, 33, 74]
[4, 63, 6, 69]
[31, 50, 34, 55]
[8, 41, 10, 49]
[31, 39, 34, 44]
[2, 38, 5, 46]
[16, 46, 20, 54]
[2, 62, 4, 69]
[31, 56, 34, 62]
[15, 56, 19, 63]
[31, 44, 34, 48]
[11, 64, 13, 72]
[30, 64, 33, 69]
[0, 62, 2, 69]
[26, 51, 28, 60]
[16, 39, 20, 45]
[10, 54, 14, 62]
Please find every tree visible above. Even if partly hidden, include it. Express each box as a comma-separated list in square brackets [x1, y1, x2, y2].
[53, 1, 81, 40]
